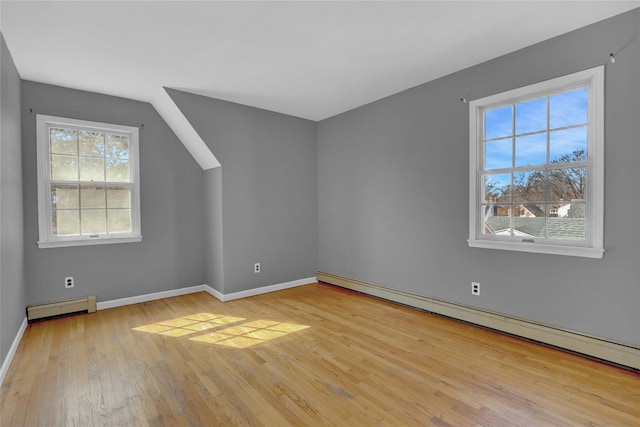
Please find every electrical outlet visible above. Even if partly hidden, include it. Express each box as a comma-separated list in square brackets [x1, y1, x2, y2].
[254, 263, 261, 273]
[65, 276, 74, 288]
[471, 282, 480, 295]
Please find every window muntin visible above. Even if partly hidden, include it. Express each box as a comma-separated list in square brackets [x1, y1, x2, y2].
[469, 66, 604, 258]
[482, 88, 588, 241]
[37, 115, 141, 248]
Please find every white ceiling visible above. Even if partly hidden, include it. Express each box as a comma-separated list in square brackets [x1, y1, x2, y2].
[1, 1, 639, 121]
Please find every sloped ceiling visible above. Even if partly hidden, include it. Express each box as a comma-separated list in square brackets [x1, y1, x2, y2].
[2, 1, 638, 169]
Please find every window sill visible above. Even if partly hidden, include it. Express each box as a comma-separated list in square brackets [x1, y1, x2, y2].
[38, 235, 142, 249]
[468, 239, 604, 259]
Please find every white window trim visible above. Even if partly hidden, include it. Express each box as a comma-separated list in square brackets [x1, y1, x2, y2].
[36, 115, 142, 248]
[468, 66, 604, 259]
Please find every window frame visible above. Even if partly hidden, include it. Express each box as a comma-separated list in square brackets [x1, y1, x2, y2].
[468, 66, 604, 258]
[36, 114, 142, 248]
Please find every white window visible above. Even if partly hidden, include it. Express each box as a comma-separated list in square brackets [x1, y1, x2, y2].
[36, 115, 142, 248]
[468, 66, 604, 258]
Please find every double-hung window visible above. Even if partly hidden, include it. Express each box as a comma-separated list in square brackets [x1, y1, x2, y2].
[36, 115, 142, 248]
[468, 66, 604, 258]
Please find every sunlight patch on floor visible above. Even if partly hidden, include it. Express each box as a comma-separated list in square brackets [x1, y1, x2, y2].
[133, 313, 308, 347]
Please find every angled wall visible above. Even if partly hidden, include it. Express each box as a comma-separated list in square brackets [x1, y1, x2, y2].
[21, 82, 206, 304]
[168, 90, 318, 294]
[317, 9, 640, 346]
[0, 34, 26, 368]
[203, 166, 224, 293]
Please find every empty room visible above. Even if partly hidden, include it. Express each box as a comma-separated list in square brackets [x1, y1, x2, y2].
[1, 1, 639, 425]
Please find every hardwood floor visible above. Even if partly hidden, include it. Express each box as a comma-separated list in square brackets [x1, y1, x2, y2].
[2, 283, 639, 426]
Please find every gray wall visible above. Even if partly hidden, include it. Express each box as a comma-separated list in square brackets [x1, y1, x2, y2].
[318, 10, 640, 346]
[1, 34, 27, 366]
[168, 90, 318, 294]
[204, 167, 224, 293]
[4, 7, 638, 359]
[21, 82, 206, 304]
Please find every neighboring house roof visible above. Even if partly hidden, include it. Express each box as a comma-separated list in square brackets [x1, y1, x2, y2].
[567, 202, 585, 218]
[486, 217, 586, 240]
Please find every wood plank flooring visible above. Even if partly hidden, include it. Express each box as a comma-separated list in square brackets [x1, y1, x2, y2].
[1, 283, 639, 426]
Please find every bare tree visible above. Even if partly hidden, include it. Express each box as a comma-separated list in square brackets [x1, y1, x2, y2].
[548, 149, 586, 201]
[490, 150, 586, 218]
[512, 171, 545, 217]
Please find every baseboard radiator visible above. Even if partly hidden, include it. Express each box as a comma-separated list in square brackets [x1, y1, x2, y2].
[26, 296, 97, 322]
[317, 271, 640, 370]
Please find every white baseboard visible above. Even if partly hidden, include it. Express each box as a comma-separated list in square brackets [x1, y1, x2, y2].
[204, 277, 316, 302]
[0, 317, 28, 387]
[97, 277, 316, 309]
[96, 285, 209, 310]
[2, 277, 313, 386]
[205, 285, 225, 301]
[317, 271, 640, 370]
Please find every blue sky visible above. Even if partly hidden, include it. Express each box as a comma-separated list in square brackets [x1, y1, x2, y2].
[484, 87, 588, 171]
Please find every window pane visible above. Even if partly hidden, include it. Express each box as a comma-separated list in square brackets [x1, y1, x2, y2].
[51, 155, 78, 181]
[80, 157, 105, 181]
[549, 203, 565, 217]
[548, 202, 586, 240]
[485, 106, 512, 140]
[470, 67, 602, 255]
[515, 133, 547, 167]
[548, 167, 586, 203]
[51, 184, 79, 209]
[50, 128, 77, 155]
[106, 134, 129, 159]
[550, 127, 587, 163]
[564, 202, 586, 219]
[38, 115, 140, 247]
[106, 159, 131, 182]
[108, 209, 132, 233]
[483, 174, 510, 203]
[550, 88, 588, 129]
[515, 97, 547, 134]
[482, 205, 511, 236]
[53, 210, 79, 236]
[80, 185, 106, 209]
[81, 210, 106, 234]
[79, 131, 105, 157]
[107, 186, 131, 209]
[513, 209, 546, 237]
[513, 171, 545, 204]
[484, 139, 512, 170]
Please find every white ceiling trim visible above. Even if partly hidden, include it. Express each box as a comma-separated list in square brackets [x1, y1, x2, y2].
[152, 88, 220, 170]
